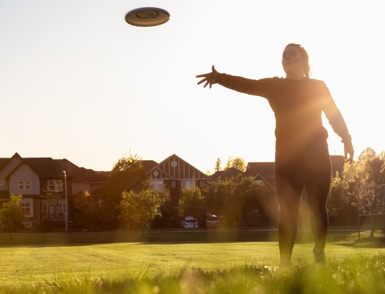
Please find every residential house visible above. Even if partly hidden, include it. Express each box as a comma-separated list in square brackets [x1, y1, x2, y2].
[244, 162, 276, 191]
[0, 153, 108, 229]
[208, 167, 243, 182]
[147, 154, 208, 204]
[0, 152, 346, 230]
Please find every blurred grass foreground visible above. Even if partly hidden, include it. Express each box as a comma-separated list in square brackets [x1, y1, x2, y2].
[0, 229, 384, 293]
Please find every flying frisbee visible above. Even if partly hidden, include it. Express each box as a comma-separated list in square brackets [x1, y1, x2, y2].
[125, 7, 170, 27]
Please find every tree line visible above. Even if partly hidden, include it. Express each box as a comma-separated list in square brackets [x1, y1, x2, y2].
[1, 147, 385, 233]
[76, 147, 385, 231]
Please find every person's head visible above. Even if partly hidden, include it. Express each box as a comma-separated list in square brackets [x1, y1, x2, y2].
[282, 43, 310, 79]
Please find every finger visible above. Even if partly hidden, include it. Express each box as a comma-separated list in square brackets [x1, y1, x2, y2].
[197, 79, 205, 85]
[196, 73, 209, 78]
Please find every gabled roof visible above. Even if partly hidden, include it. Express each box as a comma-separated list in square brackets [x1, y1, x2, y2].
[147, 154, 207, 180]
[254, 173, 276, 191]
[209, 167, 243, 181]
[0, 153, 108, 183]
[141, 160, 158, 173]
[70, 167, 109, 183]
[244, 162, 275, 179]
[0, 158, 9, 170]
[21, 158, 75, 179]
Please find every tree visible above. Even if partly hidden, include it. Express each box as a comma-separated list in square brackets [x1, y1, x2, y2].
[72, 191, 102, 231]
[178, 187, 206, 227]
[214, 158, 222, 173]
[101, 153, 150, 228]
[0, 194, 25, 239]
[344, 148, 385, 215]
[224, 157, 247, 172]
[203, 175, 277, 228]
[119, 189, 166, 233]
[327, 173, 355, 224]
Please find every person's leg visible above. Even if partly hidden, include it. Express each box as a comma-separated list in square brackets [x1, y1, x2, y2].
[275, 173, 302, 265]
[305, 157, 331, 263]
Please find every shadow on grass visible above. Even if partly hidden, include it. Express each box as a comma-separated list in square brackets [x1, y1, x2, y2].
[1, 228, 383, 248]
[329, 229, 385, 248]
[0, 229, 279, 247]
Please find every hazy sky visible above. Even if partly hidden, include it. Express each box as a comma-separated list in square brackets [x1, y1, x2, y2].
[1, 0, 384, 173]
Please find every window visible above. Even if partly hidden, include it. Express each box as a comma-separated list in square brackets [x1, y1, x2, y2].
[20, 198, 33, 217]
[151, 180, 164, 192]
[18, 180, 31, 192]
[47, 179, 63, 193]
[48, 205, 62, 220]
[20, 202, 31, 217]
[181, 179, 194, 191]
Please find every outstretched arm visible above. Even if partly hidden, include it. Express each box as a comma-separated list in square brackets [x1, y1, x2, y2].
[196, 66, 267, 96]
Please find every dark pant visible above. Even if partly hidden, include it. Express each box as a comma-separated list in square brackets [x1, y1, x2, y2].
[275, 143, 331, 262]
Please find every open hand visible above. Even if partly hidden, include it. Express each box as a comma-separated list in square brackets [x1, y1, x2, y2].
[196, 65, 219, 88]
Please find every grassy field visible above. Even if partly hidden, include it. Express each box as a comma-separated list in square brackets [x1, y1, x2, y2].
[0, 229, 384, 293]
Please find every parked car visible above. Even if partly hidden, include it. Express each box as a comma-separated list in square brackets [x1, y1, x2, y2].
[206, 213, 220, 228]
[181, 216, 199, 229]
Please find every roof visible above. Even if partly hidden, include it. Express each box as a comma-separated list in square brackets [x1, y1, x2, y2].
[245, 162, 275, 179]
[0, 153, 108, 183]
[209, 167, 243, 181]
[141, 160, 158, 173]
[0, 158, 8, 170]
[147, 154, 207, 180]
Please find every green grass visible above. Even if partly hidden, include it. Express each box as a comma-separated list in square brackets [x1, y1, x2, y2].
[0, 229, 384, 293]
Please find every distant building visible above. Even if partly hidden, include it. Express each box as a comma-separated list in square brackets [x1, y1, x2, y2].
[0, 152, 346, 230]
[0, 153, 108, 229]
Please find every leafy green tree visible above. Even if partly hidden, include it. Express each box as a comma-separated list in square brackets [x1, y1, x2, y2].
[151, 196, 176, 229]
[119, 189, 166, 233]
[101, 153, 150, 228]
[178, 186, 206, 226]
[214, 158, 222, 173]
[0, 194, 25, 239]
[203, 175, 277, 227]
[344, 148, 385, 215]
[327, 173, 355, 224]
[72, 191, 102, 231]
[224, 157, 247, 172]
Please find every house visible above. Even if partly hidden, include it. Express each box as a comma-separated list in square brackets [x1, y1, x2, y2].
[209, 167, 243, 182]
[244, 162, 276, 191]
[244, 155, 345, 190]
[0, 153, 108, 229]
[147, 154, 208, 204]
[0, 152, 346, 230]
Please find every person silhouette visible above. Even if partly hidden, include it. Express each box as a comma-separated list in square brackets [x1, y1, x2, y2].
[196, 43, 354, 266]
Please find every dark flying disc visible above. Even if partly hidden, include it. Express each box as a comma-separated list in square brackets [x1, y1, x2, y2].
[125, 7, 170, 27]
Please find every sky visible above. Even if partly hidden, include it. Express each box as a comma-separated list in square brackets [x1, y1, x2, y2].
[1, 0, 384, 173]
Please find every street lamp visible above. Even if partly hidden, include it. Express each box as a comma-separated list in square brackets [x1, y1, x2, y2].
[63, 170, 68, 232]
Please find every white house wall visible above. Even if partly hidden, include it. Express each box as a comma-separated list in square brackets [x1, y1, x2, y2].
[9, 164, 40, 195]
